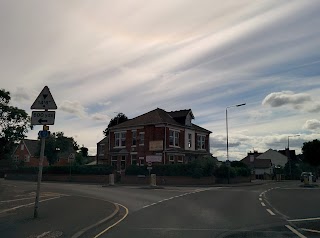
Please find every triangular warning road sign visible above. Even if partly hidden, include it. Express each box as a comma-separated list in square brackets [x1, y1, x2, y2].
[31, 86, 57, 110]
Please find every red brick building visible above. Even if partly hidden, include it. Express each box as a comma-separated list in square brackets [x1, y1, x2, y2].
[12, 139, 75, 167]
[97, 108, 212, 171]
[12, 139, 49, 167]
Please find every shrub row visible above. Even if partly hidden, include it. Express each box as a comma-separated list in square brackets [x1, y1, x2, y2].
[125, 163, 250, 178]
[7, 165, 113, 175]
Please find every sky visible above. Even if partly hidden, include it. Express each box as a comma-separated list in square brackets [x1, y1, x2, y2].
[1, 0, 320, 160]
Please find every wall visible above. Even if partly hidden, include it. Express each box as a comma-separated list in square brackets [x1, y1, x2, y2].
[184, 129, 195, 151]
[120, 175, 216, 185]
[5, 173, 109, 184]
[215, 176, 251, 184]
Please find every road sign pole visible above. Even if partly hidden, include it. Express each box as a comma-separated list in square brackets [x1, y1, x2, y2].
[34, 125, 46, 218]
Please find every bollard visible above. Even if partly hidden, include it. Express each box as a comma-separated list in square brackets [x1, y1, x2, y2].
[109, 174, 115, 186]
[304, 176, 309, 186]
[150, 174, 156, 187]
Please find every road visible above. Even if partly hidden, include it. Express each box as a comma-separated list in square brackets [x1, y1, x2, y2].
[1, 179, 319, 238]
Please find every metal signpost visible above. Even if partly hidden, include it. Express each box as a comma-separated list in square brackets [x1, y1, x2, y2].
[31, 86, 57, 218]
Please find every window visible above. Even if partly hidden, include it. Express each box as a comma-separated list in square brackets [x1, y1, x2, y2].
[177, 156, 184, 163]
[115, 132, 126, 147]
[139, 157, 145, 166]
[121, 156, 126, 170]
[197, 135, 206, 150]
[21, 144, 24, 150]
[169, 130, 179, 147]
[188, 133, 192, 148]
[131, 154, 137, 165]
[139, 132, 144, 145]
[169, 155, 174, 164]
[99, 144, 105, 155]
[132, 131, 137, 146]
[24, 155, 30, 162]
[111, 156, 117, 169]
[13, 155, 19, 162]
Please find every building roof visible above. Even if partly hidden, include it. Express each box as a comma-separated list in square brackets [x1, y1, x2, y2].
[97, 137, 108, 144]
[23, 139, 39, 156]
[278, 149, 297, 160]
[109, 108, 211, 132]
[168, 109, 194, 119]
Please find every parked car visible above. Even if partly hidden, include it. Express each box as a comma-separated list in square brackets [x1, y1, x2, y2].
[300, 172, 316, 182]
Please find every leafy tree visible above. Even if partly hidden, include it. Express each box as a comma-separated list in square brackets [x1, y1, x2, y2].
[103, 113, 128, 136]
[0, 89, 32, 159]
[40, 132, 76, 165]
[302, 139, 320, 167]
[80, 145, 88, 157]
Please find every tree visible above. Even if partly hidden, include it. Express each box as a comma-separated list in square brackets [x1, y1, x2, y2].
[103, 113, 128, 136]
[0, 89, 32, 159]
[302, 139, 320, 167]
[40, 132, 76, 165]
[80, 145, 88, 157]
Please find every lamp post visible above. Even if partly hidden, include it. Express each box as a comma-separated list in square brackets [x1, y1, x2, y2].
[226, 103, 246, 184]
[287, 134, 300, 179]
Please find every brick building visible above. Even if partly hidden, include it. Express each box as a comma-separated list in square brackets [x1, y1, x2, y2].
[12, 139, 49, 167]
[97, 108, 212, 171]
[12, 139, 75, 167]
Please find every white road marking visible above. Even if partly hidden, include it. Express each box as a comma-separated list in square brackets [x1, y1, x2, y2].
[0, 194, 59, 203]
[0, 196, 63, 214]
[259, 198, 262, 201]
[261, 202, 266, 207]
[289, 217, 320, 222]
[141, 188, 211, 209]
[266, 209, 275, 215]
[301, 228, 320, 234]
[285, 225, 307, 238]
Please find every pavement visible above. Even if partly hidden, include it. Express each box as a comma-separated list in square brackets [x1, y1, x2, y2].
[1, 179, 319, 238]
[0, 179, 119, 238]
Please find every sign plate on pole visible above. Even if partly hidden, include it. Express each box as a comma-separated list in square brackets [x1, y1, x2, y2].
[31, 111, 55, 125]
[31, 86, 57, 110]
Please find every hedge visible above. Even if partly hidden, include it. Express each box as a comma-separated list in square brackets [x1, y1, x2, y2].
[7, 165, 113, 175]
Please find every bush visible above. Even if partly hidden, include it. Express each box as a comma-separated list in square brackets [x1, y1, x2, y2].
[234, 167, 251, 177]
[214, 165, 236, 178]
[8, 165, 113, 175]
[125, 165, 148, 176]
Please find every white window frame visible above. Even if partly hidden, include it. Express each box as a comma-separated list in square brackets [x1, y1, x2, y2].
[131, 154, 137, 165]
[24, 155, 30, 162]
[177, 156, 184, 163]
[197, 135, 206, 150]
[139, 132, 145, 146]
[169, 130, 180, 147]
[99, 144, 105, 156]
[114, 131, 126, 148]
[169, 155, 175, 164]
[188, 133, 192, 148]
[13, 155, 19, 162]
[120, 156, 126, 170]
[132, 130, 137, 147]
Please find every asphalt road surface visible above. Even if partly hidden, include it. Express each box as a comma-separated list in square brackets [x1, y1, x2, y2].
[1, 179, 319, 238]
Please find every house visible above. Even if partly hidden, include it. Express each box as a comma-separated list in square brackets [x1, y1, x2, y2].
[12, 139, 76, 167]
[278, 149, 297, 161]
[98, 108, 212, 171]
[12, 139, 49, 167]
[256, 149, 288, 167]
[241, 149, 288, 180]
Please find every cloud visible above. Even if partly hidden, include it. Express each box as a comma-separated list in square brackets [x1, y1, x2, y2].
[303, 119, 320, 130]
[59, 100, 87, 118]
[262, 91, 311, 107]
[91, 113, 110, 121]
[12, 87, 32, 102]
[308, 104, 320, 113]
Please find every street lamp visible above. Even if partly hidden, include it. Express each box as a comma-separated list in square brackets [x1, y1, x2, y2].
[226, 103, 246, 184]
[287, 134, 300, 179]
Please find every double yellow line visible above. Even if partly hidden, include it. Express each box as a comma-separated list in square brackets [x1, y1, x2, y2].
[93, 203, 129, 238]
